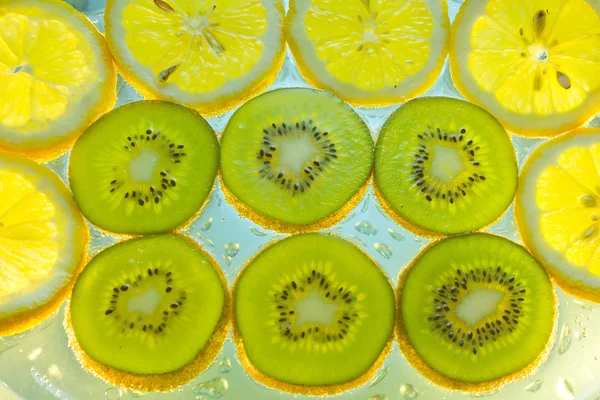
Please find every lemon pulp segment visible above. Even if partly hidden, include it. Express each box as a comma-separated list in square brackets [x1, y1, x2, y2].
[517, 129, 600, 302]
[105, 0, 285, 116]
[0, 153, 88, 336]
[451, 0, 600, 136]
[0, 0, 116, 160]
[286, 0, 449, 106]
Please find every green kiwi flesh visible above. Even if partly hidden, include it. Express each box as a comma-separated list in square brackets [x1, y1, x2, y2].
[220, 88, 373, 228]
[69, 101, 219, 234]
[399, 233, 555, 385]
[70, 234, 226, 375]
[374, 97, 517, 235]
[234, 233, 394, 390]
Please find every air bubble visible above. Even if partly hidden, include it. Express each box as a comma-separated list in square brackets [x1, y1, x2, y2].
[219, 356, 232, 373]
[223, 255, 232, 267]
[399, 383, 418, 399]
[525, 380, 542, 392]
[374, 243, 393, 259]
[192, 377, 229, 398]
[558, 323, 572, 354]
[355, 221, 377, 236]
[369, 395, 389, 400]
[368, 365, 390, 387]
[224, 242, 240, 257]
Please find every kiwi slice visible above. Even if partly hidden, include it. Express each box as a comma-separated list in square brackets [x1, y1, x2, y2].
[233, 233, 394, 395]
[66, 234, 229, 391]
[374, 97, 517, 236]
[69, 101, 219, 234]
[397, 233, 556, 392]
[220, 88, 373, 232]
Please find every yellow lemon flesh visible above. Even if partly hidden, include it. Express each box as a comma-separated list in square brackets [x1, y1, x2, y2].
[0, 0, 117, 161]
[451, 0, 600, 137]
[0, 153, 88, 336]
[286, 0, 449, 107]
[104, 0, 285, 116]
[516, 129, 600, 302]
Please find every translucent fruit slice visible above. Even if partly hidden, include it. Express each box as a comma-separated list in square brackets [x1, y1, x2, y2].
[220, 88, 374, 233]
[398, 233, 556, 391]
[0, 0, 117, 161]
[286, 0, 450, 107]
[104, 0, 285, 116]
[451, 0, 600, 137]
[374, 97, 517, 236]
[234, 233, 394, 395]
[66, 234, 229, 391]
[69, 101, 219, 235]
[0, 153, 88, 336]
[516, 128, 600, 303]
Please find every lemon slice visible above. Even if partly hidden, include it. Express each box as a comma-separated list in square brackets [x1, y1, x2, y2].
[516, 129, 600, 302]
[0, 0, 117, 161]
[451, 0, 600, 137]
[286, 0, 449, 107]
[104, 0, 285, 116]
[0, 153, 88, 336]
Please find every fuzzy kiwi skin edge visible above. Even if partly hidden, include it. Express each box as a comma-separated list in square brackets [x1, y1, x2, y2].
[63, 234, 231, 392]
[395, 232, 558, 394]
[231, 233, 394, 396]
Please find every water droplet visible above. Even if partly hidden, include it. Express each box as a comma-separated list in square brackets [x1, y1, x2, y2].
[348, 233, 367, 247]
[47, 364, 63, 379]
[219, 356, 232, 373]
[573, 299, 595, 311]
[192, 377, 229, 398]
[399, 383, 418, 399]
[28, 347, 43, 361]
[250, 226, 268, 236]
[368, 365, 390, 387]
[222, 255, 232, 267]
[388, 228, 405, 241]
[374, 243, 393, 259]
[355, 221, 378, 236]
[105, 387, 123, 400]
[374, 201, 392, 220]
[369, 395, 389, 400]
[195, 235, 215, 248]
[361, 196, 370, 212]
[200, 217, 213, 231]
[224, 242, 240, 257]
[558, 323, 572, 354]
[556, 377, 574, 400]
[525, 380, 542, 392]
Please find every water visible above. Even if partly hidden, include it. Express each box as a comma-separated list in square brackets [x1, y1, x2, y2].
[0, 1, 599, 400]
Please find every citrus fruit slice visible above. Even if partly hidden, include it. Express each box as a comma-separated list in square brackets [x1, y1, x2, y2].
[0, 153, 88, 336]
[104, 0, 285, 117]
[451, 0, 600, 137]
[516, 129, 600, 303]
[286, 0, 449, 107]
[0, 0, 117, 161]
